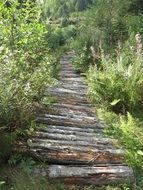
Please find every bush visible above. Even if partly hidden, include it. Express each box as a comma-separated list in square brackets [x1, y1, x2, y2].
[87, 34, 143, 113]
[0, 1, 56, 135]
[97, 109, 143, 187]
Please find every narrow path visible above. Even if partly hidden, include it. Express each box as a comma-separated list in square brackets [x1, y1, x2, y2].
[19, 53, 134, 186]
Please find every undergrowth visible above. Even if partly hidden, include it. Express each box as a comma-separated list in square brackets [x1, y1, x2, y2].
[86, 35, 143, 189]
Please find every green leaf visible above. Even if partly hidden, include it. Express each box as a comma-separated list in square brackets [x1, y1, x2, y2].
[110, 99, 121, 106]
[137, 150, 143, 156]
[0, 181, 5, 186]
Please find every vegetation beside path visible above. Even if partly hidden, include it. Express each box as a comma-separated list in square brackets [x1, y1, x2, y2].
[1, 0, 143, 189]
[71, 0, 143, 189]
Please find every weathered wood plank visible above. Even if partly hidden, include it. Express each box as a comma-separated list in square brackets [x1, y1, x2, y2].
[29, 138, 117, 148]
[52, 96, 89, 105]
[59, 73, 79, 78]
[38, 128, 102, 137]
[61, 77, 83, 82]
[18, 143, 125, 165]
[45, 107, 94, 117]
[33, 165, 134, 185]
[32, 132, 117, 145]
[39, 125, 102, 133]
[46, 87, 86, 96]
[37, 114, 99, 127]
[51, 103, 94, 114]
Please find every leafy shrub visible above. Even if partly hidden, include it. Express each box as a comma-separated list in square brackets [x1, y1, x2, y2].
[0, 1, 56, 135]
[87, 35, 143, 113]
[97, 109, 143, 187]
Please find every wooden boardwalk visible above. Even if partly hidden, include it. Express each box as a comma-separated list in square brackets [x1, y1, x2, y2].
[18, 53, 134, 186]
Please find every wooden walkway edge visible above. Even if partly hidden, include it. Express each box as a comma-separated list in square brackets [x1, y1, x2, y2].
[16, 52, 134, 186]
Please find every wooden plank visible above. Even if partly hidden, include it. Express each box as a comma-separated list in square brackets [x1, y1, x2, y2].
[39, 125, 102, 133]
[18, 142, 125, 165]
[45, 107, 94, 117]
[52, 96, 89, 105]
[38, 128, 102, 137]
[37, 114, 99, 127]
[29, 138, 117, 148]
[33, 165, 134, 185]
[51, 103, 94, 114]
[32, 132, 117, 145]
[46, 87, 86, 96]
[61, 78, 83, 82]
[48, 106, 94, 117]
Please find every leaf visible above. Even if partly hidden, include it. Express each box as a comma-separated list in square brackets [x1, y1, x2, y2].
[137, 150, 143, 156]
[0, 181, 5, 186]
[110, 99, 121, 106]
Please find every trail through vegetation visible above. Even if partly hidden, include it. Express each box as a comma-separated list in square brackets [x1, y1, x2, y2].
[0, 0, 143, 189]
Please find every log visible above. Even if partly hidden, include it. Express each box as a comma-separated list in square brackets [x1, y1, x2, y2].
[32, 132, 117, 145]
[39, 125, 102, 133]
[60, 81, 86, 86]
[51, 96, 89, 105]
[45, 100, 94, 117]
[60, 67, 73, 71]
[59, 73, 79, 78]
[29, 138, 117, 148]
[37, 114, 99, 127]
[32, 165, 134, 185]
[59, 71, 77, 75]
[18, 140, 125, 165]
[61, 77, 83, 82]
[46, 87, 86, 96]
[60, 84, 88, 91]
[38, 127, 103, 138]
[51, 103, 94, 115]
[46, 107, 94, 118]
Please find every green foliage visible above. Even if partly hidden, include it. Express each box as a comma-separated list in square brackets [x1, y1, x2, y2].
[87, 35, 143, 113]
[0, 0, 57, 154]
[46, 24, 76, 50]
[0, 166, 65, 190]
[72, 46, 92, 73]
[71, 0, 143, 72]
[0, 133, 16, 163]
[41, 0, 95, 20]
[97, 109, 143, 187]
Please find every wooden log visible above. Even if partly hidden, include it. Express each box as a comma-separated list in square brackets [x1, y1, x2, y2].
[60, 66, 73, 70]
[32, 132, 117, 145]
[33, 165, 134, 185]
[18, 141, 125, 165]
[60, 80, 86, 86]
[46, 87, 86, 96]
[44, 95, 89, 105]
[47, 87, 87, 95]
[59, 84, 88, 91]
[61, 77, 83, 82]
[48, 106, 94, 118]
[51, 103, 94, 115]
[46, 107, 94, 117]
[38, 128, 103, 138]
[39, 125, 102, 133]
[29, 138, 117, 148]
[59, 73, 79, 78]
[59, 71, 76, 75]
[37, 114, 98, 127]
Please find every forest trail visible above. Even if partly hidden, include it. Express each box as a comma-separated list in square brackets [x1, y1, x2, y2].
[18, 52, 134, 186]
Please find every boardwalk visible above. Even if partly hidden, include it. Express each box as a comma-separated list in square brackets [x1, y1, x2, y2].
[18, 53, 134, 186]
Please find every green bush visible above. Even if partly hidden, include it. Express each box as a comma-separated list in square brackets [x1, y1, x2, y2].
[0, 1, 56, 134]
[97, 109, 143, 188]
[87, 35, 143, 113]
